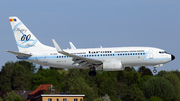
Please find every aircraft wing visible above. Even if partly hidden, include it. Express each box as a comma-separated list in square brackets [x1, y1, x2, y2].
[52, 39, 103, 67]
[6, 50, 32, 57]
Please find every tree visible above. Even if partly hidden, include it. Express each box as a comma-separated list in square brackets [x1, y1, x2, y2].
[148, 96, 162, 101]
[0, 61, 35, 91]
[125, 67, 135, 72]
[143, 77, 175, 100]
[156, 70, 168, 77]
[69, 77, 95, 101]
[0, 61, 15, 92]
[94, 98, 103, 101]
[95, 71, 118, 100]
[15, 61, 36, 73]
[164, 73, 180, 100]
[101, 94, 110, 101]
[11, 63, 32, 90]
[138, 66, 153, 76]
[142, 68, 153, 76]
[120, 84, 145, 101]
[0, 97, 3, 101]
[5, 91, 22, 101]
[138, 75, 152, 90]
[31, 69, 63, 90]
[126, 71, 141, 86]
[138, 66, 146, 73]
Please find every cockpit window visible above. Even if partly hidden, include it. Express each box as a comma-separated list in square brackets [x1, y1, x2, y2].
[159, 51, 167, 54]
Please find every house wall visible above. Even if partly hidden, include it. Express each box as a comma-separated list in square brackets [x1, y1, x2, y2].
[42, 96, 83, 101]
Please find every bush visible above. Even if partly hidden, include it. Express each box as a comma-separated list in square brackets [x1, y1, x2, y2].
[148, 96, 163, 101]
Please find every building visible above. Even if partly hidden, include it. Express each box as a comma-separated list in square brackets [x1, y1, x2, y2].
[13, 90, 33, 100]
[27, 84, 85, 101]
[35, 94, 84, 101]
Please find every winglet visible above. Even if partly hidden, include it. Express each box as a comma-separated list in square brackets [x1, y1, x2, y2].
[52, 39, 64, 52]
[69, 42, 76, 49]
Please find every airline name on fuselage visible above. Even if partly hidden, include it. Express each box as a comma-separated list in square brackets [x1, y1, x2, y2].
[89, 51, 112, 54]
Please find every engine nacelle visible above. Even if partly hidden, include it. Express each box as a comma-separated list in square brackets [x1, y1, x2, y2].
[103, 60, 124, 71]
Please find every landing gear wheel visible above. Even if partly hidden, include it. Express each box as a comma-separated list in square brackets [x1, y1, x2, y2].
[153, 69, 157, 73]
[89, 66, 96, 76]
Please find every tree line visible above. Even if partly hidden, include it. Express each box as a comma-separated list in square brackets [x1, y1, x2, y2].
[0, 61, 180, 101]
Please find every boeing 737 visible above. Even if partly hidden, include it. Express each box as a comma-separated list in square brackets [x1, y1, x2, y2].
[7, 16, 175, 76]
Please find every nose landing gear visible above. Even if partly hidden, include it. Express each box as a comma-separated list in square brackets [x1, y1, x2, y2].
[153, 64, 163, 73]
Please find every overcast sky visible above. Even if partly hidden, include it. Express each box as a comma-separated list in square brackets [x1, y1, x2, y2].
[0, 0, 179, 73]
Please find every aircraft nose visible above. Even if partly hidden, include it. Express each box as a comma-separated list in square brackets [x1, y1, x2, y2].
[171, 55, 175, 61]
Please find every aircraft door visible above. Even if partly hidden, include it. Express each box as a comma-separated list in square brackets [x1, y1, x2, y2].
[149, 50, 153, 59]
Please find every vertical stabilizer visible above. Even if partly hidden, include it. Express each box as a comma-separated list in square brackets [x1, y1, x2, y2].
[9, 16, 53, 53]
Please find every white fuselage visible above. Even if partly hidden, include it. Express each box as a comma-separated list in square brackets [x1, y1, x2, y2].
[18, 46, 172, 69]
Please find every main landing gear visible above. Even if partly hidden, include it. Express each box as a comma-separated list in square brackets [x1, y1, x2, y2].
[153, 67, 157, 73]
[89, 66, 96, 76]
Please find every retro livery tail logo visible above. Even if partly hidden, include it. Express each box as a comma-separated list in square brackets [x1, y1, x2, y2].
[13, 22, 37, 48]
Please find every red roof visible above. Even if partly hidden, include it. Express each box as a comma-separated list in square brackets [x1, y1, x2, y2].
[28, 84, 52, 101]
[29, 84, 52, 95]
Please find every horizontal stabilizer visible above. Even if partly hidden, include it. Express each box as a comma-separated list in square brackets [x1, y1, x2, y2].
[6, 50, 32, 57]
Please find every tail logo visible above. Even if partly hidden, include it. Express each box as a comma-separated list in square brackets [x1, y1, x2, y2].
[21, 34, 31, 41]
[13, 22, 37, 48]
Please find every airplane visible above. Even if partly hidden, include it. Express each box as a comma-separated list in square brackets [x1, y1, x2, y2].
[7, 16, 175, 76]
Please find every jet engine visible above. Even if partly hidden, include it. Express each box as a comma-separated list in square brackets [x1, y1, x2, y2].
[103, 60, 124, 71]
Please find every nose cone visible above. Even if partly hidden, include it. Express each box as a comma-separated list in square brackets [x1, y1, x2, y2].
[171, 55, 175, 61]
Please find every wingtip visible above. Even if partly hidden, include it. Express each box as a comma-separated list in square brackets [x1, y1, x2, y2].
[52, 39, 63, 52]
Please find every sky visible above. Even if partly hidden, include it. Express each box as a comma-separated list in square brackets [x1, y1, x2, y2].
[0, 0, 179, 73]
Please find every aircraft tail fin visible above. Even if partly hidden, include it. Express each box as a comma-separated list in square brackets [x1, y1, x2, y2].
[9, 16, 53, 53]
